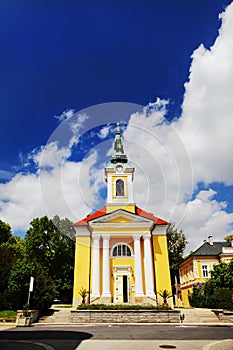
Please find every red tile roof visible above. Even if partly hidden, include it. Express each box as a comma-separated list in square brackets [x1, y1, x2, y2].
[135, 206, 169, 225]
[73, 206, 106, 226]
[73, 205, 169, 226]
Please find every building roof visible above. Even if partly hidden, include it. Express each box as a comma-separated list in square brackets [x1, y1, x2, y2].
[73, 205, 169, 226]
[192, 241, 230, 256]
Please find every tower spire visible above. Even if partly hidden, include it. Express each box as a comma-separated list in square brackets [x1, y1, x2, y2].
[111, 123, 128, 164]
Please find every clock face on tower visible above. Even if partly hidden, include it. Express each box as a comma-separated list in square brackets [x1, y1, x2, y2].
[116, 164, 123, 173]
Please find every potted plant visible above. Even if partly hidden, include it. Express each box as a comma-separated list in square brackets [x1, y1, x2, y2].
[79, 287, 89, 305]
[158, 289, 173, 305]
[16, 304, 33, 327]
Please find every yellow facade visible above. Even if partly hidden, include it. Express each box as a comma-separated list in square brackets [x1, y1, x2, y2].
[178, 238, 233, 306]
[73, 236, 91, 303]
[73, 225, 173, 307]
[72, 125, 172, 307]
[106, 205, 135, 214]
[152, 234, 172, 305]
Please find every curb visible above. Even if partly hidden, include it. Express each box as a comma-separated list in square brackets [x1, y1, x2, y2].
[203, 339, 233, 350]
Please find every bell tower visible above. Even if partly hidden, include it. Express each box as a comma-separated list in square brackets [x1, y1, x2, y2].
[105, 123, 135, 214]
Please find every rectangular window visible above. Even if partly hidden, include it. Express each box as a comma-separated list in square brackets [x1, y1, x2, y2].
[193, 261, 199, 279]
[202, 265, 209, 278]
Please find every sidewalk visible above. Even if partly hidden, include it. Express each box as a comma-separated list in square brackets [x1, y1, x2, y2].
[76, 339, 233, 350]
[0, 323, 15, 331]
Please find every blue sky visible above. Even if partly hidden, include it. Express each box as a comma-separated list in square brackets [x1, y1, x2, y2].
[1, 0, 233, 252]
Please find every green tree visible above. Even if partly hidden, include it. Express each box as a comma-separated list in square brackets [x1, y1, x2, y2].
[24, 215, 75, 303]
[189, 260, 233, 309]
[0, 219, 12, 244]
[8, 259, 56, 310]
[210, 260, 233, 289]
[224, 234, 233, 242]
[8, 258, 32, 309]
[166, 223, 187, 289]
[0, 221, 24, 309]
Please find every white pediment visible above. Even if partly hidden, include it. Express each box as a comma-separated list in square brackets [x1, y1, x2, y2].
[88, 209, 154, 228]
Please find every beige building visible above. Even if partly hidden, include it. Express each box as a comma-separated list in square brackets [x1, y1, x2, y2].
[179, 235, 233, 306]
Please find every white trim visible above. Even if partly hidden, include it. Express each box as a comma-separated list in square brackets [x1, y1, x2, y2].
[74, 226, 90, 236]
[144, 234, 155, 297]
[91, 235, 100, 298]
[114, 178, 126, 197]
[111, 242, 134, 257]
[151, 225, 169, 235]
[134, 235, 144, 297]
[102, 235, 111, 298]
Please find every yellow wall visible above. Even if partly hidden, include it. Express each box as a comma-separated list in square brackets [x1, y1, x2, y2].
[179, 256, 220, 306]
[73, 231, 172, 307]
[152, 234, 172, 306]
[73, 236, 91, 306]
[180, 285, 193, 306]
[106, 204, 135, 213]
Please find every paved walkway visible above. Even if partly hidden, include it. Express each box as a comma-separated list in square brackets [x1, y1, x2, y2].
[1, 307, 233, 350]
[75, 339, 233, 350]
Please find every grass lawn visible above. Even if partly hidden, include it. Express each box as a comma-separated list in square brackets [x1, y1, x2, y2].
[0, 310, 17, 321]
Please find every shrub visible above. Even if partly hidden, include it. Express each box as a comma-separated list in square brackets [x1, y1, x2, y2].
[188, 283, 205, 308]
[77, 303, 171, 310]
[189, 282, 233, 310]
[212, 288, 233, 310]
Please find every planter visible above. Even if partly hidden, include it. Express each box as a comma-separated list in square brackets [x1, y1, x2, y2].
[16, 316, 33, 327]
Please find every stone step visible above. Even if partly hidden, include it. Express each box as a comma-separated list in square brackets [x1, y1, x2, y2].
[39, 308, 73, 323]
[181, 308, 220, 323]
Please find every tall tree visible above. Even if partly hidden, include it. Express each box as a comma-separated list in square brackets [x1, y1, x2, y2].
[24, 215, 75, 303]
[166, 223, 187, 289]
[8, 259, 56, 310]
[210, 260, 233, 289]
[0, 221, 24, 309]
[0, 219, 12, 244]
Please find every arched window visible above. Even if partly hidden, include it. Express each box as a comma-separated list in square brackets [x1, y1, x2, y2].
[112, 243, 132, 257]
[116, 179, 124, 196]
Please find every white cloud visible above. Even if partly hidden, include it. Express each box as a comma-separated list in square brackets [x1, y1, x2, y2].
[1, 3, 233, 255]
[175, 190, 233, 252]
[0, 170, 14, 181]
[177, 2, 233, 186]
[31, 142, 71, 169]
[98, 125, 110, 139]
[0, 153, 98, 233]
[119, 3, 233, 252]
[54, 109, 75, 122]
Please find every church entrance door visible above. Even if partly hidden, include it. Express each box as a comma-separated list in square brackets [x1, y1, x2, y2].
[113, 268, 130, 303]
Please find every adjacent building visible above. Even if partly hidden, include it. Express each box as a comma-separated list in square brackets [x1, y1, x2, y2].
[72, 124, 172, 307]
[179, 235, 233, 306]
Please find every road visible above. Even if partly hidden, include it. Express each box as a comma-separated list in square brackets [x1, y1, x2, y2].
[0, 324, 233, 350]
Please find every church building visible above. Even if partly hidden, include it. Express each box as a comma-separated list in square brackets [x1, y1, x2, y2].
[72, 124, 172, 307]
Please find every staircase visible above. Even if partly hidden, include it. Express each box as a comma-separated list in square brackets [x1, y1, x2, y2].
[38, 307, 73, 324]
[38, 307, 221, 324]
[181, 308, 220, 323]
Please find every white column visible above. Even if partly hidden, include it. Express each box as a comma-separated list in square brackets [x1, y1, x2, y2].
[102, 235, 111, 297]
[91, 235, 100, 298]
[144, 233, 155, 297]
[134, 235, 144, 296]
